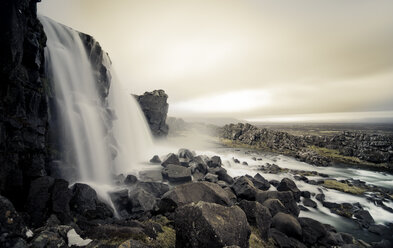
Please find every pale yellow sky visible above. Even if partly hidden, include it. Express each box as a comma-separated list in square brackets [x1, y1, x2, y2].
[38, 0, 393, 121]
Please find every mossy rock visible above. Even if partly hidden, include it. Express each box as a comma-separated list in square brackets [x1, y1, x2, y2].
[323, 180, 366, 195]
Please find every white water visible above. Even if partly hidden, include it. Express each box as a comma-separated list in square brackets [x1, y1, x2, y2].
[41, 16, 153, 186]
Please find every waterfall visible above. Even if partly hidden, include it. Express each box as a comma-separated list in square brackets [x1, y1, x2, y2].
[40, 16, 153, 186]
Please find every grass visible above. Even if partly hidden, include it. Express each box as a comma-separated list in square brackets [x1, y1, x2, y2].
[323, 179, 366, 195]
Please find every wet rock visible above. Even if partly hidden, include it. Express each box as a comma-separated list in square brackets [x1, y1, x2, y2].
[299, 205, 309, 211]
[277, 178, 301, 202]
[233, 158, 240, 163]
[128, 188, 157, 216]
[149, 155, 161, 164]
[247, 174, 270, 191]
[124, 174, 138, 185]
[215, 168, 234, 185]
[161, 164, 192, 183]
[301, 191, 311, 199]
[269, 180, 280, 187]
[242, 161, 248, 166]
[354, 209, 374, 228]
[270, 228, 307, 248]
[30, 230, 67, 248]
[231, 176, 257, 200]
[25, 176, 55, 227]
[136, 181, 169, 198]
[135, 90, 169, 137]
[175, 201, 250, 248]
[190, 156, 208, 174]
[271, 212, 302, 239]
[110, 189, 131, 216]
[51, 179, 72, 224]
[303, 198, 317, 208]
[238, 200, 272, 240]
[299, 217, 331, 246]
[159, 182, 233, 213]
[161, 153, 180, 167]
[138, 169, 163, 182]
[315, 193, 325, 202]
[371, 239, 392, 248]
[207, 156, 222, 168]
[178, 148, 194, 160]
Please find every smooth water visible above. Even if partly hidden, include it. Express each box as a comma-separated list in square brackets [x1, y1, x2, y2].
[41, 16, 153, 186]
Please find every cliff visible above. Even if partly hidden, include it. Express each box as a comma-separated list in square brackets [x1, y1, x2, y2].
[135, 90, 169, 137]
[0, 0, 48, 209]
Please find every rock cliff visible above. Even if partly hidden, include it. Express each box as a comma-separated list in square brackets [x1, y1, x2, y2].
[135, 90, 169, 137]
[0, 0, 48, 209]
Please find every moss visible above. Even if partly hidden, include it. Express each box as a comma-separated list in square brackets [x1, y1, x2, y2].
[249, 226, 275, 248]
[148, 226, 176, 248]
[220, 138, 256, 149]
[323, 179, 366, 195]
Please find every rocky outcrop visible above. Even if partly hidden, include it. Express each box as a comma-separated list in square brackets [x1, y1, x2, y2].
[0, 0, 48, 209]
[135, 90, 169, 137]
[220, 123, 393, 169]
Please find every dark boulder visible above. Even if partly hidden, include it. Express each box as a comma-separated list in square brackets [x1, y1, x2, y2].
[204, 173, 218, 183]
[110, 189, 131, 217]
[25, 176, 55, 227]
[298, 217, 328, 246]
[161, 153, 180, 167]
[124, 174, 138, 185]
[159, 182, 234, 213]
[190, 156, 208, 174]
[128, 188, 157, 216]
[301, 191, 311, 199]
[315, 193, 325, 202]
[161, 164, 192, 183]
[149, 155, 161, 164]
[175, 201, 250, 248]
[51, 179, 72, 224]
[271, 212, 302, 239]
[238, 200, 272, 240]
[302, 198, 317, 208]
[262, 199, 287, 217]
[135, 90, 169, 137]
[178, 148, 194, 160]
[207, 156, 222, 168]
[277, 178, 301, 202]
[252, 173, 270, 191]
[256, 191, 300, 216]
[354, 209, 374, 228]
[231, 176, 257, 200]
[136, 181, 169, 198]
[70, 183, 113, 220]
[216, 168, 234, 185]
[270, 228, 307, 248]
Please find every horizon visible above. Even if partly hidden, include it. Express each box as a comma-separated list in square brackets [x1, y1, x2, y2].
[38, 0, 393, 123]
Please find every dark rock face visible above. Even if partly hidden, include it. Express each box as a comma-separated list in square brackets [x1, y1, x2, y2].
[271, 212, 302, 239]
[135, 90, 169, 137]
[277, 178, 301, 202]
[0, 0, 49, 209]
[159, 182, 234, 213]
[256, 191, 300, 217]
[238, 200, 272, 240]
[231, 176, 257, 200]
[175, 201, 250, 248]
[161, 164, 192, 183]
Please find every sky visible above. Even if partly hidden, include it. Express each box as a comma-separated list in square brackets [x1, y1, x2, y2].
[38, 0, 393, 123]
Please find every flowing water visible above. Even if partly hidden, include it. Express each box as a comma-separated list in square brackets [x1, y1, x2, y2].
[41, 16, 153, 199]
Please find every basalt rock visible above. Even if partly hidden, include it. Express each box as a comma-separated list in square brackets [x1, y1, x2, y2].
[134, 90, 169, 137]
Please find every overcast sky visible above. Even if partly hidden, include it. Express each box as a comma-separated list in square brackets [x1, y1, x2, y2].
[38, 0, 393, 122]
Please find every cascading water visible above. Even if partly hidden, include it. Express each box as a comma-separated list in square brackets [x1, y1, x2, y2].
[40, 16, 153, 187]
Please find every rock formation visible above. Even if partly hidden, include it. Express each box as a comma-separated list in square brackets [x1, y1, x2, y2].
[135, 90, 169, 137]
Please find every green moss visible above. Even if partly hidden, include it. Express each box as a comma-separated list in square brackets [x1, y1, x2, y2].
[220, 138, 255, 149]
[148, 226, 176, 248]
[249, 226, 275, 248]
[323, 179, 366, 195]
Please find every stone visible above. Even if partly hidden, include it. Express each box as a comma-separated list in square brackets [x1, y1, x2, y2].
[303, 198, 317, 208]
[51, 179, 72, 224]
[207, 156, 222, 168]
[270, 228, 307, 248]
[238, 200, 272, 240]
[190, 156, 208, 174]
[301, 191, 311, 199]
[128, 188, 157, 215]
[231, 176, 257, 200]
[135, 90, 169, 137]
[315, 193, 325, 202]
[159, 182, 233, 213]
[161, 164, 192, 183]
[178, 148, 194, 160]
[149, 155, 161, 164]
[204, 173, 219, 183]
[277, 178, 301, 202]
[271, 212, 302, 239]
[298, 217, 328, 246]
[0, 195, 27, 244]
[25, 176, 55, 227]
[136, 181, 169, 198]
[262, 199, 286, 217]
[161, 153, 180, 167]
[252, 173, 270, 190]
[124, 174, 138, 185]
[354, 210, 374, 228]
[216, 168, 234, 185]
[256, 191, 300, 216]
[175, 201, 250, 248]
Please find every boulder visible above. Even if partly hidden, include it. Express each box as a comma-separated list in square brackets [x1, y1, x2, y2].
[238, 200, 272, 240]
[277, 178, 301, 202]
[231, 176, 257, 200]
[354, 210, 374, 228]
[207, 156, 222, 168]
[175, 201, 250, 248]
[298, 217, 328, 246]
[303, 198, 317, 208]
[128, 188, 157, 215]
[162, 164, 192, 183]
[51, 179, 72, 224]
[161, 153, 180, 167]
[204, 173, 219, 183]
[215, 168, 234, 185]
[124, 174, 138, 185]
[159, 182, 234, 213]
[178, 148, 194, 160]
[271, 212, 302, 239]
[70, 183, 113, 220]
[270, 228, 307, 248]
[25, 176, 55, 227]
[190, 156, 208, 174]
[149, 155, 161, 164]
[0, 195, 28, 245]
[136, 181, 169, 198]
[110, 189, 131, 217]
[256, 191, 300, 216]
[262, 199, 287, 217]
[252, 173, 270, 190]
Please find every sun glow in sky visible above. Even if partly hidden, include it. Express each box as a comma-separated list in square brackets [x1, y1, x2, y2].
[38, 0, 393, 122]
